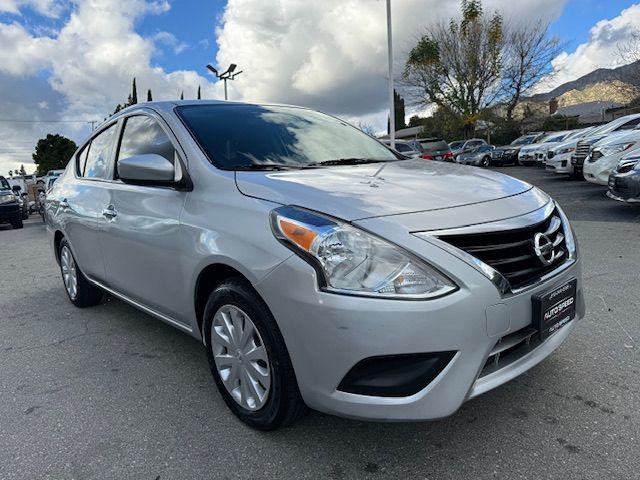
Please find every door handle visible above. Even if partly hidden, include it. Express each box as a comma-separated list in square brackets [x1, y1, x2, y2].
[102, 206, 118, 219]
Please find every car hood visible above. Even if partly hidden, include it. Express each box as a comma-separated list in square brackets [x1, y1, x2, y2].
[235, 159, 534, 221]
[592, 129, 640, 148]
[493, 145, 520, 152]
[521, 141, 558, 151]
[550, 139, 578, 152]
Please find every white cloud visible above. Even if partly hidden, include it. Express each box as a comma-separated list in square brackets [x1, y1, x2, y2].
[153, 31, 188, 54]
[214, 0, 568, 127]
[0, 0, 222, 174]
[0, 0, 66, 18]
[540, 4, 640, 92]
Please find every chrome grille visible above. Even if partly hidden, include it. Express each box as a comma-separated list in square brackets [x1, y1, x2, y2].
[572, 140, 591, 166]
[439, 209, 567, 290]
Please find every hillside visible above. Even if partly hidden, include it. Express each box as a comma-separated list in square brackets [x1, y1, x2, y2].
[528, 62, 639, 103]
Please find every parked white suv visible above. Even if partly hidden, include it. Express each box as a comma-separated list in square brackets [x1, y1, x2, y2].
[583, 130, 640, 185]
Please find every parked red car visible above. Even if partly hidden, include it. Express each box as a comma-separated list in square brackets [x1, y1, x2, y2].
[418, 138, 454, 162]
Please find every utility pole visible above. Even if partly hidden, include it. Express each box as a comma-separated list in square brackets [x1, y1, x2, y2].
[206, 64, 243, 101]
[386, 0, 395, 149]
[88, 120, 97, 131]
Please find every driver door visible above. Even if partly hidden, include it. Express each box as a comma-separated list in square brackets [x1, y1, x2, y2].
[99, 112, 190, 325]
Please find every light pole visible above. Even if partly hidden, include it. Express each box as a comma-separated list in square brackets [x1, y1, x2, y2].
[386, 0, 395, 149]
[206, 63, 243, 101]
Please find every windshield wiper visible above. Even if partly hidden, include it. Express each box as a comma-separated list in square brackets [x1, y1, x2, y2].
[230, 164, 300, 171]
[305, 158, 392, 167]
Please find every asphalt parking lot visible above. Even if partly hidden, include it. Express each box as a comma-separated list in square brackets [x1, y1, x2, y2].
[1, 165, 639, 480]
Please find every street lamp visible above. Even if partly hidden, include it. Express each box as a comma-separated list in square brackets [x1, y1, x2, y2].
[386, 0, 395, 149]
[206, 63, 243, 101]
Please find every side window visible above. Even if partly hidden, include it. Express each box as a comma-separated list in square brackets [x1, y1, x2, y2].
[616, 118, 640, 131]
[81, 124, 117, 178]
[117, 115, 176, 168]
[396, 144, 411, 152]
[76, 145, 89, 176]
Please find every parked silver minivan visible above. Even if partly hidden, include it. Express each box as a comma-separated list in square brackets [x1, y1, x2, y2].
[46, 101, 584, 430]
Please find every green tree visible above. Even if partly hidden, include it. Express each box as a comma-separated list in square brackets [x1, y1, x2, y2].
[19, 164, 27, 177]
[180, 91, 184, 100]
[32, 134, 77, 175]
[197, 85, 201, 100]
[147, 89, 153, 101]
[403, 0, 503, 134]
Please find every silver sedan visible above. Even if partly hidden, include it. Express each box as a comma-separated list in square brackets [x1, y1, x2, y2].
[46, 101, 584, 430]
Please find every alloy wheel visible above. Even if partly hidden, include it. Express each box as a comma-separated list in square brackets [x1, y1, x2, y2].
[60, 246, 78, 300]
[210, 304, 271, 411]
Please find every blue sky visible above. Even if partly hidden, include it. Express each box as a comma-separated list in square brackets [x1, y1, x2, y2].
[136, 0, 226, 72]
[549, 0, 639, 50]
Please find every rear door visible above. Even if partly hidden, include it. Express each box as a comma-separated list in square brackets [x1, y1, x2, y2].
[99, 112, 189, 323]
[57, 123, 117, 282]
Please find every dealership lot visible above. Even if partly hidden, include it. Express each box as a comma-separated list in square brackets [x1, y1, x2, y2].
[1, 166, 639, 480]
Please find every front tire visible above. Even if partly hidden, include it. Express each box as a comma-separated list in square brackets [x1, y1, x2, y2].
[58, 239, 103, 307]
[11, 217, 23, 229]
[481, 156, 491, 167]
[203, 277, 305, 430]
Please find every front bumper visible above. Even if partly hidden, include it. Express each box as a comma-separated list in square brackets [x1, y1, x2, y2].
[491, 151, 517, 164]
[546, 154, 573, 174]
[608, 170, 640, 202]
[0, 202, 20, 223]
[584, 156, 618, 186]
[256, 248, 584, 421]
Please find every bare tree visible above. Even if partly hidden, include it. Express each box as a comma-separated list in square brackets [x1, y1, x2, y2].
[355, 121, 377, 137]
[402, 0, 503, 131]
[403, 0, 563, 130]
[500, 20, 562, 121]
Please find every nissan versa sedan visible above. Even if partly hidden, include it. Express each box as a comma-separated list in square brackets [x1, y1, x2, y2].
[46, 101, 585, 430]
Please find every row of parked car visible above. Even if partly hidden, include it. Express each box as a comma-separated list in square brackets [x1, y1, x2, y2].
[384, 114, 640, 204]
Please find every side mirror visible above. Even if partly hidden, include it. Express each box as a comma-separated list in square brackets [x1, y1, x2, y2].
[118, 154, 175, 184]
[12, 185, 21, 192]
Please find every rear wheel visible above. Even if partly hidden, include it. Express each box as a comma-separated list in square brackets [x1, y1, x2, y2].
[58, 239, 103, 307]
[204, 277, 305, 430]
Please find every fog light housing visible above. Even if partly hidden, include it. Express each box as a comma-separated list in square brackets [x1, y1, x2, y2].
[337, 351, 456, 397]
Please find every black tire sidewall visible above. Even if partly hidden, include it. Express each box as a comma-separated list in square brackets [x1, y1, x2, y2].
[58, 238, 102, 307]
[203, 279, 299, 430]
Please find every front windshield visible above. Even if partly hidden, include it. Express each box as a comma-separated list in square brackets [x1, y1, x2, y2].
[542, 133, 568, 143]
[511, 135, 538, 146]
[177, 104, 398, 169]
[0, 177, 9, 189]
[449, 141, 464, 150]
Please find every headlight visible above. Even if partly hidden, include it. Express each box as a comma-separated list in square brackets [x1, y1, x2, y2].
[616, 156, 640, 173]
[599, 142, 635, 157]
[0, 193, 15, 203]
[270, 206, 457, 299]
[555, 146, 575, 155]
